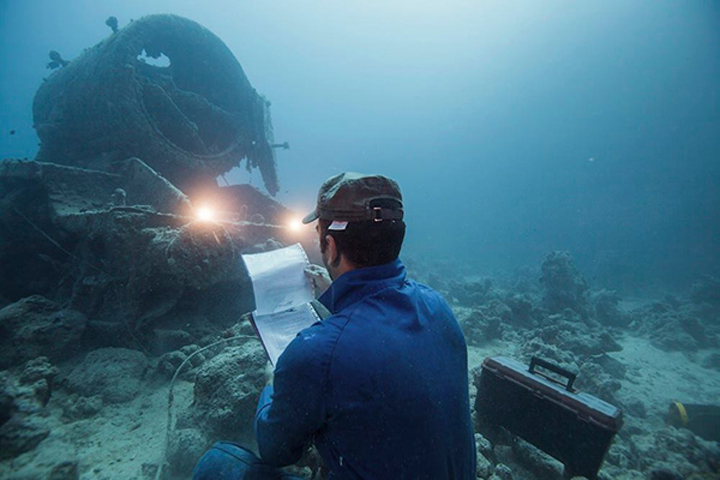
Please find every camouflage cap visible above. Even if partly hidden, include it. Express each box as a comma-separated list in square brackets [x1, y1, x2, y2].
[302, 172, 404, 224]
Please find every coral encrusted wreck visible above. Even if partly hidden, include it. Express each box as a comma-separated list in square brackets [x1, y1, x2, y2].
[33, 14, 279, 196]
[0, 15, 309, 478]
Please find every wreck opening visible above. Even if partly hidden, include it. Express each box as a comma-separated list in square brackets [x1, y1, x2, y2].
[136, 49, 171, 68]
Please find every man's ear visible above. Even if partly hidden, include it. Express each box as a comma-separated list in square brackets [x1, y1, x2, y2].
[325, 235, 341, 268]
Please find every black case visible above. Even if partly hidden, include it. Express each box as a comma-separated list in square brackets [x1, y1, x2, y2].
[474, 356, 623, 479]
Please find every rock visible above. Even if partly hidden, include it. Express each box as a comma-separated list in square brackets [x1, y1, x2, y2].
[511, 437, 564, 479]
[624, 398, 647, 419]
[19, 356, 59, 386]
[590, 290, 628, 327]
[157, 350, 188, 378]
[17, 357, 58, 408]
[649, 316, 699, 352]
[475, 432, 494, 460]
[521, 320, 621, 363]
[476, 452, 493, 479]
[166, 428, 209, 477]
[180, 344, 205, 367]
[518, 337, 577, 368]
[590, 353, 627, 380]
[475, 433, 494, 478]
[48, 460, 80, 480]
[457, 307, 505, 346]
[64, 395, 103, 420]
[632, 426, 720, 476]
[0, 296, 87, 368]
[576, 362, 622, 404]
[0, 415, 50, 461]
[604, 440, 634, 469]
[493, 463, 514, 480]
[540, 251, 590, 318]
[690, 275, 720, 307]
[704, 352, 720, 370]
[0, 373, 14, 426]
[2, 357, 60, 416]
[503, 294, 538, 328]
[448, 278, 497, 306]
[141, 462, 159, 479]
[66, 348, 148, 403]
[186, 341, 267, 440]
[151, 329, 193, 354]
[649, 468, 684, 480]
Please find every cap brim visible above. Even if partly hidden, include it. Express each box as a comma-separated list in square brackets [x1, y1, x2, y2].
[302, 209, 319, 224]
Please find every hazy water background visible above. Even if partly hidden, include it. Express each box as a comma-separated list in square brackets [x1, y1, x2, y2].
[1, 0, 718, 295]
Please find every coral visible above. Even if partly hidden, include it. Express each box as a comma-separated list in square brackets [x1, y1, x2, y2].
[540, 252, 590, 318]
[521, 320, 621, 361]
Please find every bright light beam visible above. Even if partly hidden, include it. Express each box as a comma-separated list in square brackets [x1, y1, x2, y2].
[288, 218, 303, 232]
[196, 206, 216, 222]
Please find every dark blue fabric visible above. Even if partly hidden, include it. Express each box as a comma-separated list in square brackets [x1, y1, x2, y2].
[192, 441, 303, 480]
[255, 259, 476, 480]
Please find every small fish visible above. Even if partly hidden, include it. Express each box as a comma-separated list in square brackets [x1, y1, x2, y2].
[9, 130, 15, 135]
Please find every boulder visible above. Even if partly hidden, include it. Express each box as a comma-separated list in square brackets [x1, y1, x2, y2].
[0, 296, 86, 368]
[590, 290, 628, 327]
[166, 428, 210, 478]
[540, 252, 590, 318]
[63, 395, 103, 420]
[66, 348, 148, 403]
[185, 341, 267, 440]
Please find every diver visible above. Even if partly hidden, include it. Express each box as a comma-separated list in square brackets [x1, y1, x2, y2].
[193, 172, 476, 479]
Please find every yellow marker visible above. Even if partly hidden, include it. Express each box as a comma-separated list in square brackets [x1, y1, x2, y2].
[674, 401, 689, 427]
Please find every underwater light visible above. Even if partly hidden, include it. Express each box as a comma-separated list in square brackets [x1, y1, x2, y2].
[288, 218, 303, 232]
[196, 206, 216, 222]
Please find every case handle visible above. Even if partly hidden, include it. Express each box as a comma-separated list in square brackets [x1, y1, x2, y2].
[529, 357, 577, 391]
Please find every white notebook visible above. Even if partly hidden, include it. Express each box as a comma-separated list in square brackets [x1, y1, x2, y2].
[242, 243, 322, 365]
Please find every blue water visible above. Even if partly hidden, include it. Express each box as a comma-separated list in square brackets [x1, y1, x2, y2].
[1, 0, 718, 293]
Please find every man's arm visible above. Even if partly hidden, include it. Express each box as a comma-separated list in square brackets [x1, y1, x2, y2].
[254, 326, 330, 466]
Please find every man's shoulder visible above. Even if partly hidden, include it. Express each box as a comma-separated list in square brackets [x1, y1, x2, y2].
[279, 313, 349, 369]
[407, 279, 454, 308]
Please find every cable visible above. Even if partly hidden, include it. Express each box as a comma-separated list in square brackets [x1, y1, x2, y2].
[12, 206, 108, 275]
[154, 334, 255, 480]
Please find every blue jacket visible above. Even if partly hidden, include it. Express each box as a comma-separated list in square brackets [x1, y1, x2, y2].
[255, 259, 476, 480]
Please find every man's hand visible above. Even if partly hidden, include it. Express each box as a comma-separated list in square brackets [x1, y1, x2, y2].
[264, 362, 274, 386]
[305, 264, 332, 299]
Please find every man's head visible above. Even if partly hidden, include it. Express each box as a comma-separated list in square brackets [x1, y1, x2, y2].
[302, 172, 406, 278]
